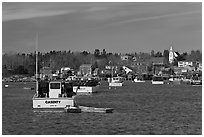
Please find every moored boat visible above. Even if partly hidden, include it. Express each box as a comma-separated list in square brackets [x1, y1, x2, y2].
[32, 80, 77, 111]
[169, 75, 181, 85]
[72, 79, 100, 95]
[109, 76, 124, 87]
[134, 77, 145, 83]
[190, 75, 202, 86]
[152, 75, 164, 85]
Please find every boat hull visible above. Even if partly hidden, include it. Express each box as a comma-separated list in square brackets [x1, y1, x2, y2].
[152, 81, 164, 85]
[33, 97, 75, 109]
[109, 82, 123, 87]
[33, 108, 65, 112]
[191, 80, 202, 86]
[134, 79, 145, 83]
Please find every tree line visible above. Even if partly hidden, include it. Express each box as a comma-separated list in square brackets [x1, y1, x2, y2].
[2, 49, 202, 77]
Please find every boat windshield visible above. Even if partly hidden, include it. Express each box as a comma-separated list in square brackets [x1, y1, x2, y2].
[50, 83, 61, 89]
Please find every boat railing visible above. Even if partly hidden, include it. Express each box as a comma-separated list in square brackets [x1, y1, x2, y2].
[33, 94, 75, 99]
[33, 91, 76, 99]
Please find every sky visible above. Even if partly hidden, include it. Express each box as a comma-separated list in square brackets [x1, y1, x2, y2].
[2, 2, 202, 54]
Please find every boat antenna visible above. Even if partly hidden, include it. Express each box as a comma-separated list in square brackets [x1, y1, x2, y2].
[35, 33, 38, 94]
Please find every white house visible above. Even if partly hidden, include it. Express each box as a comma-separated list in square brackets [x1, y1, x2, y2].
[121, 55, 130, 61]
[122, 66, 133, 74]
[178, 61, 193, 68]
[61, 67, 71, 73]
[132, 57, 137, 62]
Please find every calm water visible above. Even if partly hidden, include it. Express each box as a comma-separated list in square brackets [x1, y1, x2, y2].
[2, 81, 202, 135]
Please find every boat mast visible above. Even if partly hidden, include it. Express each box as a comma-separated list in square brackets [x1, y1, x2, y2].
[35, 33, 38, 93]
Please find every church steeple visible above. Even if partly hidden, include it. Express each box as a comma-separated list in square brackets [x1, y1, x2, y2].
[169, 46, 174, 64]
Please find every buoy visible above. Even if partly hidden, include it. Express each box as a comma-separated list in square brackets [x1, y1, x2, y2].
[5, 85, 9, 88]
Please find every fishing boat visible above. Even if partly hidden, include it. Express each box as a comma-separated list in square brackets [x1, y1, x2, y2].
[109, 76, 124, 87]
[190, 75, 202, 86]
[152, 75, 164, 85]
[32, 34, 79, 112]
[72, 79, 100, 95]
[134, 77, 145, 83]
[32, 80, 80, 112]
[169, 75, 181, 85]
[191, 79, 202, 86]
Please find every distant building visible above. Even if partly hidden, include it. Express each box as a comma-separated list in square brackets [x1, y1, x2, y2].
[105, 65, 112, 70]
[79, 64, 92, 76]
[60, 67, 74, 76]
[195, 61, 202, 71]
[40, 67, 53, 79]
[122, 66, 133, 74]
[132, 56, 137, 62]
[121, 55, 130, 61]
[149, 57, 165, 65]
[61, 67, 71, 73]
[105, 65, 118, 70]
[149, 57, 165, 75]
[173, 66, 182, 75]
[178, 61, 193, 68]
[130, 62, 147, 74]
[93, 68, 99, 76]
[180, 67, 188, 73]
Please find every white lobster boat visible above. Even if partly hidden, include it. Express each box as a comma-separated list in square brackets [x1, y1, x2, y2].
[73, 85, 99, 94]
[190, 75, 202, 86]
[109, 77, 124, 87]
[32, 34, 79, 112]
[32, 80, 79, 112]
[72, 79, 100, 95]
[152, 75, 164, 85]
[134, 77, 145, 83]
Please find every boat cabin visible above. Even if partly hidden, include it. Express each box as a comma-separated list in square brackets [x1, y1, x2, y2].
[37, 80, 75, 98]
[111, 77, 124, 83]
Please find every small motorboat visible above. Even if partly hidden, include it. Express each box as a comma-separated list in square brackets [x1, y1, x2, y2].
[4, 85, 9, 88]
[78, 106, 114, 113]
[72, 79, 100, 95]
[109, 77, 124, 87]
[64, 105, 81, 113]
[134, 77, 145, 83]
[33, 80, 77, 110]
[152, 75, 164, 85]
[190, 74, 202, 86]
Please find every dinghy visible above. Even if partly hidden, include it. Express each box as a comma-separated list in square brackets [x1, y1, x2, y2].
[78, 106, 114, 113]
